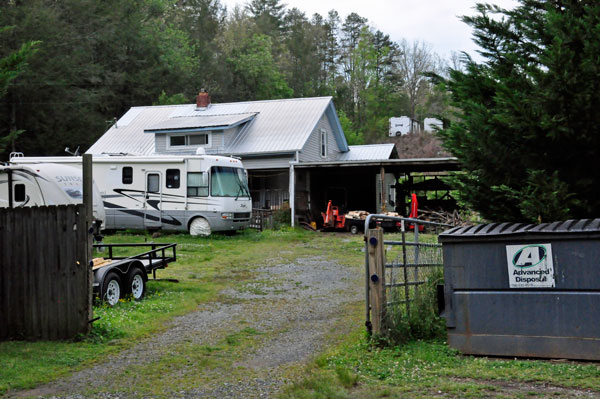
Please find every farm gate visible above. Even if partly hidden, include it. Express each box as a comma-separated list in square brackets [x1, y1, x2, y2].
[365, 216, 447, 335]
[0, 205, 92, 340]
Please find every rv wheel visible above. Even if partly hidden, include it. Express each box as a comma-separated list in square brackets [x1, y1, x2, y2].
[189, 217, 211, 237]
[126, 268, 146, 301]
[102, 272, 122, 306]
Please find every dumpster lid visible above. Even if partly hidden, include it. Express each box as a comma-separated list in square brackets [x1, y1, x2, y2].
[440, 219, 600, 242]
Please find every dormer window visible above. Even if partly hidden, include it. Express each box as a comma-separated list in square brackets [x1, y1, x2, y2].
[168, 133, 210, 148]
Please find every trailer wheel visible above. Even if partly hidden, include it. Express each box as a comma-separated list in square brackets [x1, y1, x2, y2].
[189, 217, 211, 237]
[350, 224, 359, 235]
[126, 268, 146, 301]
[102, 272, 122, 306]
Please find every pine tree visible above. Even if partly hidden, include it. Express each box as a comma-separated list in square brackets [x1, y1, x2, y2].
[438, 0, 600, 222]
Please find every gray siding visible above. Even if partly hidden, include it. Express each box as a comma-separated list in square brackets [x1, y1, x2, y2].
[241, 156, 294, 170]
[299, 113, 341, 162]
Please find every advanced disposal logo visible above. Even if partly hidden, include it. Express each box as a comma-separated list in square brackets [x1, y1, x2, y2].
[506, 243, 555, 288]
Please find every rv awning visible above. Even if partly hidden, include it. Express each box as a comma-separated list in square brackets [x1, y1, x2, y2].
[144, 112, 257, 134]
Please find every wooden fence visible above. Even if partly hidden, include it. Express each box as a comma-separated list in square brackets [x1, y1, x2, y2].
[0, 205, 92, 340]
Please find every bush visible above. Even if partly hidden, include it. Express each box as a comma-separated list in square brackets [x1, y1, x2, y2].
[379, 267, 446, 346]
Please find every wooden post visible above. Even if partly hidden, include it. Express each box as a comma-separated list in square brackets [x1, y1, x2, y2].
[82, 154, 93, 228]
[367, 228, 386, 335]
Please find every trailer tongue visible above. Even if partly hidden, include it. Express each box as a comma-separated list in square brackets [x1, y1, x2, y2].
[92, 243, 177, 306]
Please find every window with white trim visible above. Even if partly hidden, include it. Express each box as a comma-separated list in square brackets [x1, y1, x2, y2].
[320, 128, 328, 158]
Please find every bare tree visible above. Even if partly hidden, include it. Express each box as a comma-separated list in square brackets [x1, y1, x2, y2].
[394, 40, 443, 127]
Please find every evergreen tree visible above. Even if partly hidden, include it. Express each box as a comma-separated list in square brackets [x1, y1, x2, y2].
[438, 0, 600, 222]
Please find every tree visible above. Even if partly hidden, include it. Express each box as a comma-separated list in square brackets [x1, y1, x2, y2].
[437, 0, 600, 222]
[0, 26, 38, 152]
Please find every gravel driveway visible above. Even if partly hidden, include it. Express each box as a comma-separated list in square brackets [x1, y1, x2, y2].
[14, 256, 363, 398]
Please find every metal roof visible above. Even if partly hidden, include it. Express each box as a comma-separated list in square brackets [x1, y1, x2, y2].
[337, 144, 395, 161]
[87, 97, 347, 156]
[144, 113, 257, 133]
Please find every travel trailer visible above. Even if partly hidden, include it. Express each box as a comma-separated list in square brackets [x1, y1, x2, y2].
[12, 153, 252, 236]
[0, 162, 106, 231]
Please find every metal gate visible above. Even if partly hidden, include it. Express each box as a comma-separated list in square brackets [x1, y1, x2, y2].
[364, 215, 448, 335]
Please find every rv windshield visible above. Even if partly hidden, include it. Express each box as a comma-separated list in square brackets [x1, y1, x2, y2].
[211, 167, 250, 198]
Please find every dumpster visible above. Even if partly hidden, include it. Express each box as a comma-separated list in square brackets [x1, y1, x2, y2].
[439, 219, 600, 360]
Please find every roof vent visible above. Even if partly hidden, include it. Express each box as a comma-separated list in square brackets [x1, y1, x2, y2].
[196, 90, 211, 110]
[195, 147, 206, 155]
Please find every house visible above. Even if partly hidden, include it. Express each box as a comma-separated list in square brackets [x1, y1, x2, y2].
[87, 92, 457, 225]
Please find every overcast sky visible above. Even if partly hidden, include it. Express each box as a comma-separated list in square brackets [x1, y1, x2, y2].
[220, 0, 519, 60]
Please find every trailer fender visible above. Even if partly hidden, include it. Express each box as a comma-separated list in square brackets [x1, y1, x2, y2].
[93, 259, 146, 291]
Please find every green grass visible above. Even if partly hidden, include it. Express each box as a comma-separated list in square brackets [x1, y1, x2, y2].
[281, 328, 600, 398]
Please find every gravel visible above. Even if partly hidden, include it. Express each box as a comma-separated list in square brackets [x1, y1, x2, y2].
[13, 256, 362, 399]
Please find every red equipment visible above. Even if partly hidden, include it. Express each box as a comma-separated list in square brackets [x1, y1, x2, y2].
[408, 193, 424, 232]
[321, 200, 346, 229]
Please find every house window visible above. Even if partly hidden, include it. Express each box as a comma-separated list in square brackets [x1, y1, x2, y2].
[320, 128, 328, 158]
[122, 166, 133, 184]
[166, 169, 180, 189]
[170, 136, 186, 146]
[187, 172, 208, 197]
[14, 184, 25, 202]
[169, 133, 210, 148]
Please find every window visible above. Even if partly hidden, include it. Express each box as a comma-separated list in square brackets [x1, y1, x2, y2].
[189, 135, 208, 145]
[147, 173, 160, 193]
[320, 128, 328, 158]
[122, 166, 133, 184]
[14, 184, 25, 202]
[187, 172, 208, 197]
[166, 169, 180, 189]
[211, 167, 250, 198]
[170, 136, 186, 146]
[169, 133, 209, 148]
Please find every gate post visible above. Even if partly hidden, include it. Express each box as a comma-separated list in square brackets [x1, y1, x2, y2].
[367, 228, 386, 334]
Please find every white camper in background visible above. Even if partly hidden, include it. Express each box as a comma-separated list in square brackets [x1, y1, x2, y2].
[12, 153, 252, 236]
[0, 163, 106, 229]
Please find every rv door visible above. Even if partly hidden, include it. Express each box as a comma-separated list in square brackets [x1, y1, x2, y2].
[144, 172, 162, 229]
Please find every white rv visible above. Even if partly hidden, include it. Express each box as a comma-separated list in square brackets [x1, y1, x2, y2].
[12, 154, 252, 236]
[0, 163, 106, 227]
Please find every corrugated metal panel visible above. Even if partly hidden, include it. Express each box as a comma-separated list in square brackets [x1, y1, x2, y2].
[145, 113, 256, 132]
[337, 144, 395, 161]
[225, 97, 332, 154]
[440, 219, 600, 242]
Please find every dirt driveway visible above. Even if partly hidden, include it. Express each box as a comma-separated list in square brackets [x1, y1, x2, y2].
[14, 256, 363, 398]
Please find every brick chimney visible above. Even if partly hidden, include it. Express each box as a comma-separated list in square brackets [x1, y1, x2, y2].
[196, 89, 211, 109]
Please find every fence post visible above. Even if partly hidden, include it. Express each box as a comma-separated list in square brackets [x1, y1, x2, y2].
[367, 228, 386, 335]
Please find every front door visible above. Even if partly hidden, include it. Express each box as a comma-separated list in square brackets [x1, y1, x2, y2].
[144, 172, 162, 229]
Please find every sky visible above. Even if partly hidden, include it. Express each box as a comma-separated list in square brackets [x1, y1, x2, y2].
[220, 0, 520, 60]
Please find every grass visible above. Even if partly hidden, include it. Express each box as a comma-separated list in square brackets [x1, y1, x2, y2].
[282, 328, 600, 398]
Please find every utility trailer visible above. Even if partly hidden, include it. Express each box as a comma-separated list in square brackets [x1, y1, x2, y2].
[92, 243, 177, 306]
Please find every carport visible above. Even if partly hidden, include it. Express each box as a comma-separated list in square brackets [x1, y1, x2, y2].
[291, 157, 460, 226]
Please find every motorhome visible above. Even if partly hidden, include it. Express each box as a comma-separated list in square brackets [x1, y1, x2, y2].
[12, 153, 252, 236]
[0, 163, 106, 230]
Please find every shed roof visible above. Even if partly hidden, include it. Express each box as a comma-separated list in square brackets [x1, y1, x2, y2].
[337, 144, 396, 161]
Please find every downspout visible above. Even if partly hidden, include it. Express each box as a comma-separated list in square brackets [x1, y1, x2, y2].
[290, 151, 299, 227]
